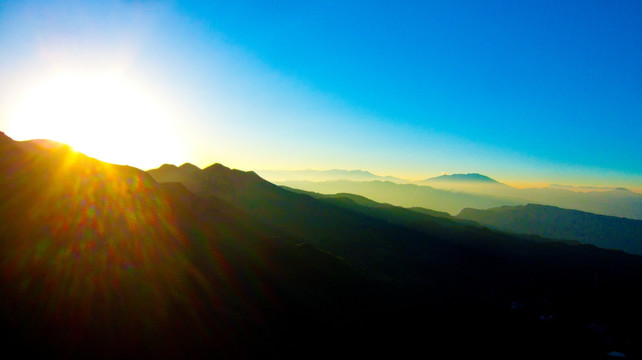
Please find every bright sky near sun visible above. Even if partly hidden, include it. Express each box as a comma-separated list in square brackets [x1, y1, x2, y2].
[0, 0, 640, 190]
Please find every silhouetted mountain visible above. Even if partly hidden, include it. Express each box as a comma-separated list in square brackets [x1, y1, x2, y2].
[422, 173, 501, 183]
[415, 172, 518, 201]
[2, 133, 642, 358]
[150, 164, 470, 279]
[149, 162, 642, 357]
[457, 204, 642, 255]
[282, 186, 486, 230]
[408, 206, 457, 219]
[0, 137, 374, 358]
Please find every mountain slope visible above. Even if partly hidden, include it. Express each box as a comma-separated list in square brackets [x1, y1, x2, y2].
[149, 162, 642, 357]
[282, 186, 483, 230]
[0, 134, 377, 358]
[2, 133, 642, 358]
[274, 179, 521, 215]
[150, 164, 466, 279]
[457, 204, 642, 255]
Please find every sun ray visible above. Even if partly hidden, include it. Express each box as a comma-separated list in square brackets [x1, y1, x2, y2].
[6, 70, 185, 169]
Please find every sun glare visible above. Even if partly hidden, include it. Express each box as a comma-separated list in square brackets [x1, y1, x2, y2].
[6, 71, 184, 169]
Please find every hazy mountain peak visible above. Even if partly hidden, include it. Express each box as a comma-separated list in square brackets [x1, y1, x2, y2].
[425, 173, 500, 183]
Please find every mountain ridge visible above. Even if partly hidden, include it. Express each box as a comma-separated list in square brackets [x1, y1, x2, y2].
[2, 133, 642, 357]
[421, 173, 502, 184]
[275, 179, 523, 215]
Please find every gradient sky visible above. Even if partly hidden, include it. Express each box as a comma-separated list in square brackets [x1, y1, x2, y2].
[0, 0, 640, 190]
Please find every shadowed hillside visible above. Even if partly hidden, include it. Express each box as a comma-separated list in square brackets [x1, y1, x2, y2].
[0, 133, 376, 358]
[457, 204, 642, 255]
[149, 162, 642, 358]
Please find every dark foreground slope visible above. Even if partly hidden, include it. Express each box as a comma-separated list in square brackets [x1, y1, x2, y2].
[1, 133, 642, 359]
[457, 204, 642, 255]
[0, 134, 376, 358]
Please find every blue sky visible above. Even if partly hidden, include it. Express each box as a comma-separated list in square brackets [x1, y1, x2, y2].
[0, 0, 640, 189]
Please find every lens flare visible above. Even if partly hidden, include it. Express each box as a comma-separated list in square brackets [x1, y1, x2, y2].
[0, 144, 207, 355]
[6, 70, 185, 169]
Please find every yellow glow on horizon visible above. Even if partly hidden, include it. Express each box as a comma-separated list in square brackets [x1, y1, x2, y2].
[6, 70, 185, 170]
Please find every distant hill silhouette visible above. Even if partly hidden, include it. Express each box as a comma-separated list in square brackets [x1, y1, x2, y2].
[408, 206, 457, 219]
[282, 186, 486, 230]
[413, 173, 516, 203]
[457, 204, 642, 255]
[2, 133, 642, 358]
[421, 173, 501, 183]
[275, 179, 521, 215]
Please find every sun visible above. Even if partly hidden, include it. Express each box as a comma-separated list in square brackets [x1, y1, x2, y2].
[5, 70, 185, 169]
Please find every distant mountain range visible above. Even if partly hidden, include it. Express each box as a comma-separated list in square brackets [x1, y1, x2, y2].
[276, 179, 522, 215]
[257, 169, 502, 185]
[2, 132, 642, 358]
[511, 187, 642, 219]
[272, 171, 642, 220]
